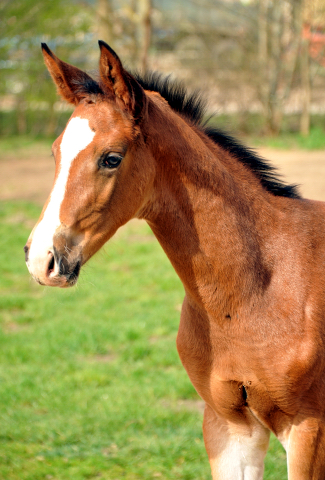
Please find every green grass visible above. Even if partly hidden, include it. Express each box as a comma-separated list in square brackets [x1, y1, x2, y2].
[249, 126, 325, 150]
[0, 200, 287, 479]
[0, 136, 54, 159]
[208, 114, 325, 150]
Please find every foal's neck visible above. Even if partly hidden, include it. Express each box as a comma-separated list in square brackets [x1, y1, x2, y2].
[139, 96, 273, 315]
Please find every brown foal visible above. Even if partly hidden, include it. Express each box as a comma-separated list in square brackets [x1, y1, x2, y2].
[25, 41, 325, 479]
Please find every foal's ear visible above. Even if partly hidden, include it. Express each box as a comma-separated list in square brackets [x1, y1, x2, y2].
[98, 40, 146, 120]
[41, 43, 96, 105]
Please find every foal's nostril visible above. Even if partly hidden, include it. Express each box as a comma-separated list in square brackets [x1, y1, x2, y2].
[72, 261, 81, 279]
[48, 253, 55, 274]
[23, 245, 29, 262]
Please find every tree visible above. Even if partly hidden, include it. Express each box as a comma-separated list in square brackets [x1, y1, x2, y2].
[256, 0, 303, 134]
[299, 1, 325, 135]
[93, 0, 152, 71]
[97, 0, 114, 45]
[136, 0, 152, 72]
[0, 0, 92, 135]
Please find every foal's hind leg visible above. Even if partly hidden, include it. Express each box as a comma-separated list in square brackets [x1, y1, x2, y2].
[286, 417, 325, 479]
[203, 403, 270, 480]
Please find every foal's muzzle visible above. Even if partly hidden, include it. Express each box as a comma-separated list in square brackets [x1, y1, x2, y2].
[24, 233, 82, 288]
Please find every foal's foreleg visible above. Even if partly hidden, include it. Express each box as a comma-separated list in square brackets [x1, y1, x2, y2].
[203, 404, 270, 480]
[286, 417, 325, 480]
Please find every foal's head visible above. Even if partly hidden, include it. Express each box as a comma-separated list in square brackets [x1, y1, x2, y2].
[25, 42, 154, 287]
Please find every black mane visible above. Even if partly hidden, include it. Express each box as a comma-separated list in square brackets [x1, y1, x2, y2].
[134, 71, 300, 199]
[73, 77, 104, 96]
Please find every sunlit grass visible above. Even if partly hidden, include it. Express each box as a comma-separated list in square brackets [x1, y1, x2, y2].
[207, 114, 325, 150]
[250, 126, 325, 150]
[0, 200, 287, 479]
[0, 136, 53, 159]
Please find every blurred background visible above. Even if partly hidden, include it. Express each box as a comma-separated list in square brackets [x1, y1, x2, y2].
[1, 0, 325, 139]
[1, 2, 325, 479]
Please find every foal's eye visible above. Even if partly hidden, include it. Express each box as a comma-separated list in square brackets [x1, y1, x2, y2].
[100, 153, 123, 169]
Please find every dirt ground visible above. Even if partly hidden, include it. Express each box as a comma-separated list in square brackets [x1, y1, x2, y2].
[258, 147, 325, 202]
[1, 147, 325, 204]
[0, 152, 55, 205]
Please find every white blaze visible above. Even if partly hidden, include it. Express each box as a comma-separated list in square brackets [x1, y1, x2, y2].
[28, 117, 95, 272]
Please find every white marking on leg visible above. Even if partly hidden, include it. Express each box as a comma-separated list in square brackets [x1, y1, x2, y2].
[27, 117, 95, 277]
[212, 433, 269, 479]
[204, 405, 270, 480]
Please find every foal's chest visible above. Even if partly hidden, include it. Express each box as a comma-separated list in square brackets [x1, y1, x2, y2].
[176, 295, 315, 429]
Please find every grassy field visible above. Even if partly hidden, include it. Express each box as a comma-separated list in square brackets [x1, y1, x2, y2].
[0, 199, 288, 480]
